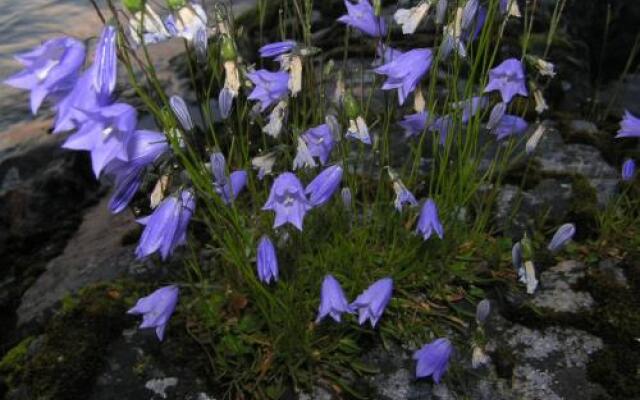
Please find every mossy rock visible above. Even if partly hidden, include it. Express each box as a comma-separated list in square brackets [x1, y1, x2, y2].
[4, 281, 147, 400]
[567, 174, 599, 239]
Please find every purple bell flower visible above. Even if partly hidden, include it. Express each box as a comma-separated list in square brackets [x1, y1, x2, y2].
[301, 123, 336, 165]
[547, 223, 576, 253]
[164, 2, 208, 42]
[210, 152, 247, 204]
[393, 180, 418, 211]
[53, 65, 111, 133]
[492, 114, 528, 140]
[413, 338, 453, 383]
[373, 44, 403, 66]
[460, 0, 479, 31]
[375, 48, 433, 106]
[454, 96, 487, 123]
[127, 285, 179, 341]
[316, 275, 352, 323]
[305, 165, 343, 207]
[350, 277, 393, 327]
[136, 190, 196, 260]
[429, 115, 453, 145]
[399, 112, 429, 138]
[338, 0, 387, 38]
[62, 102, 138, 177]
[416, 199, 444, 240]
[94, 25, 118, 98]
[257, 235, 279, 284]
[259, 41, 296, 58]
[262, 172, 312, 231]
[622, 159, 636, 181]
[247, 69, 290, 111]
[105, 130, 169, 214]
[170, 95, 194, 131]
[4, 37, 86, 114]
[483, 58, 528, 103]
[616, 110, 640, 138]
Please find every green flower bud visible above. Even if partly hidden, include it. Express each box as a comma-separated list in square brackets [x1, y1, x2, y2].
[343, 93, 360, 120]
[122, 0, 143, 13]
[521, 235, 534, 261]
[220, 36, 237, 61]
[167, 0, 186, 10]
[373, 0, 382, 16]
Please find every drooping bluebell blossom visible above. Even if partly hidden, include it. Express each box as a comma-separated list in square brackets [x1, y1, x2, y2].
[373, 43, 403, 66]
[547, 223, 576, 253]
[416, 198, 444, 240]
[170, 95, 194, 131]
[511, 242, 525, 282]
[461, 4, 487, 43]
[257, 236, 279, 284]
[94, 25, 118, 98]
[127, 285, 179, 341]
[487, 102, 507, 130]
[247, 70, 290, 111]
[105, 130, 169, 214]
[4, 37, 86, 114]
[453, 96, 487, 123]
[492, 114, 528, 140]
[616, 110, 640, 138]
[262, 172, 312, 231]
[164, 2, 208, 42]
[301, 123, 335, 165]
[435, 0, 448, 24]
[484, 58, 528, 103]
[128, 3, 172, 46]
[392, 180, 418, 211]
[53, 65, 111, 133]
[62, 102, 138, 177]
[413, 338, 453, 383]
[210, 152, 247, 204]
[622, 159, 636, 182]
[193, 27, 208, 61]
[136, 190, 196, 260]
[305, 165, 343, 207]
[399, 111, 429, 138]
[345, 116, 372, 145]
[292, 137, 317, 170]
[374, 48, 433, 106]
[350, 277, 393, 327]
[475, 299, 491, 324]
[338, 0, 387, 38]
[341, 187, 353, 210]
[460, 0, 479, 31]
[259, 41, 296, 58]
[429, 115, 453, 145]
[316, 275, 352, 323]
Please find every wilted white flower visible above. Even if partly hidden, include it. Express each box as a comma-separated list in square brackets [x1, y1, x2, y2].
[414, 87, 426, 113]
[252, 151, 277, 180]
[346, 116, 371, 145]
[526, 123, 546, 154]
[263, 100, 288, 138]
[394, 2, 430, 35]
[533, 58, 556, 77]
[524, 260, 538, 294]
[293, 137, 317, 170]
[472, 346, 491, 369]
[532, 84, 548, 114]
[150, 175, 170, 209]
[325, 114, 341, 141]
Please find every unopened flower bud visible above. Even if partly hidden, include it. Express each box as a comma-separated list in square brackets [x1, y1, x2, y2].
[167, 0, 186, 10]
[221, 36, 237, 61]
[170, 95, 194, 131]
[122, 0, 143, 13]
[341, 187, 352, 210]
[343, 93, 360, 120]
[475, 299, 491, 324]
[521, 234, 533, 260]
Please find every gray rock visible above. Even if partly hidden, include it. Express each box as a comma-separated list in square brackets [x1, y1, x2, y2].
[16, 196, 139, 327]
[597, 259, 628, 287]
[531, 260, 595, 313]
[535, 129, 618, 206]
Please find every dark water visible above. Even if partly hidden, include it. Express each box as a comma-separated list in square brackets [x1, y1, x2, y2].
[0, 0, 98, 130]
